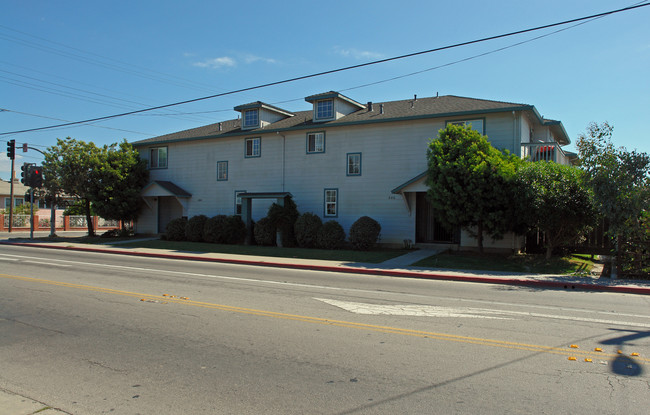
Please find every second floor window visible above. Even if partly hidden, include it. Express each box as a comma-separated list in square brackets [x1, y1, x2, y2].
[347, 153, 361, 176]
[150, 147, 168, 169]
[217, 161, 228, 181]
[245, 137, 261, 157]
[307, 132, 325, 153]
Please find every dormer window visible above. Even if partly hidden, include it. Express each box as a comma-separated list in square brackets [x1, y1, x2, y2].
[315, 99, 334, 120]
[243, 109, 259, 129]
[305, 91, 365, 123]
[234, 102, 294, 130]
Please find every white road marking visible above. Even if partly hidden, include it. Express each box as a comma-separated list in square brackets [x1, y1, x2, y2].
[316, 298, 513, 319]
[315, 298, 650, 328]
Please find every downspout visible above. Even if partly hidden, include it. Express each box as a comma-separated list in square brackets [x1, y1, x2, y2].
[277, 132, 286, 192]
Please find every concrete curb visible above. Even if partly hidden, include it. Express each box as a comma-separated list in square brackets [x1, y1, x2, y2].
[3, 241, 649, 295]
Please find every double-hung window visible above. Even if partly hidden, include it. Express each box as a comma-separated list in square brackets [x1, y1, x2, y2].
[347, 153, 361, 176]
[315, 99, 334, 120]
[245, 137, 261, 158]
[235, 190, 246, 215]
[217, 161, 228, 181]
[307, 132, 325, 153]
[324, 189, 338, 217]
[447, 119, 485, 135]
[150, 147, 168, 169]
[243, 109, 259, 129]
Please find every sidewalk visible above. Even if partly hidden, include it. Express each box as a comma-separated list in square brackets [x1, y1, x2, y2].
[2, 237, 649, 295]
[0, 389, 69, 414]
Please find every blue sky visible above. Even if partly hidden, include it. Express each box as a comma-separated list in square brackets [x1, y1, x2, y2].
[2, 0, 649, 181]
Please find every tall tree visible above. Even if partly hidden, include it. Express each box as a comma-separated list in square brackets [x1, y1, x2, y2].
[518, 161, 596, 259]
[576, 122, 650, 275]
[89, 140, 149, 227]
[43, 137, 102, 236]
[426, 124, 522, 253]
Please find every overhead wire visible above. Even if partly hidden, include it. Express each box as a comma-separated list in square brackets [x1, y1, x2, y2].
[1, 2, 648, 136]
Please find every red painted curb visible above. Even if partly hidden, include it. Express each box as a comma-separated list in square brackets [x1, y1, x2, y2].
[4, 241, 650, 295]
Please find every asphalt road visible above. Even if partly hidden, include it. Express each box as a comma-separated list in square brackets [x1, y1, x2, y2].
[1, 244, 649, 414]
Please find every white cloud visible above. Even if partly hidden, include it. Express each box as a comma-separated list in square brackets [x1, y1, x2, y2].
[193, 56, 237, 69]
[242, 54, 278, 65]
[334, 47, 384, 60]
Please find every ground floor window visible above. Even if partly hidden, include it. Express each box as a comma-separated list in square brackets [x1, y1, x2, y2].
[235, 190, 246, 215]
[324, 188, 338, 217]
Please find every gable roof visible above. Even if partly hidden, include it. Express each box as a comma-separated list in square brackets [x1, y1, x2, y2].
[133, 95, 566, 146]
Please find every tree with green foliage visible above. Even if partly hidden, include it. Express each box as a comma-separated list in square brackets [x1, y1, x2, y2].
[426, 124, 523, 253]
[43, 137, 149, 236]
[89, 140, 149, 226]
[518, 161, 596, 259]
[43, 137, 102, 236]
[577, 122, 650, 276]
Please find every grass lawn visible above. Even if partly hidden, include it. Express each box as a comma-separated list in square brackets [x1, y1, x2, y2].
[112, 239, 410, 264]
[414, 251, 597, 275]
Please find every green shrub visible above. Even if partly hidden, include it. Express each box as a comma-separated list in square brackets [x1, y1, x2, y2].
[203, 215, 245, 244]
[317, 220, 346, 250]
[266, 196, 299, 247]
[349, 216, 381, 250]
[254, 216, 276, 246]
[294, 212, 323, 248]
[186, 215, 208, 242]
[224, 215, 246, 244]
[165, 217, 188, 241]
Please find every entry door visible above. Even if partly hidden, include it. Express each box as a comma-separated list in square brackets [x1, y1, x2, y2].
[415, 192, 458, 243]
[157, 197, 183, 233]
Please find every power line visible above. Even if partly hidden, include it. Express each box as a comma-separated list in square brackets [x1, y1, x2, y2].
[2, 2, 648, 136]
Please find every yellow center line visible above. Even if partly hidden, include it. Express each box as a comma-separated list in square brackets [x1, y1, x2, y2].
[2, 274, 647, 363]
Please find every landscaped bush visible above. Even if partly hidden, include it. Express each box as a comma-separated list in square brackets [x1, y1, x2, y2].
[224, 215, 246, 244]
[349, 216, 382, 250]
[203, 215, 246, 244]
[266, 197, 299, 247]
[165, 217, 188, 241]
[254, 216, 276, 246]
[294, 212, 323, 248]
[317, 220, 346, 250]
[186, 214, 208, 242]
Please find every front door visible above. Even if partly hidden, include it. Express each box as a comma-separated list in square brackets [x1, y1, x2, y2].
[157, 196, 183, 233]
[415, 192, 458, 243]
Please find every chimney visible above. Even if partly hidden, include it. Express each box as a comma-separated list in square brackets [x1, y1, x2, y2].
[380, 104, 384, 114]
[218, 122, 222, 132]
[367, 102, 373, 112]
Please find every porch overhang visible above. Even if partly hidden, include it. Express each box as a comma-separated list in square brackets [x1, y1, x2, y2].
[391, 171, 429, 215]
[141, 181, 192, 212]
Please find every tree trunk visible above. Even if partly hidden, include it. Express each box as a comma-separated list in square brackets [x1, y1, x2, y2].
[85, 198, 95, 237]
[545, 233, 554, 260]
[476, 221, 484, 254]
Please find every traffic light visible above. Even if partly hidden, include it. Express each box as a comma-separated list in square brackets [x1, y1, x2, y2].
[6, 139, 15, 160]
[20, 163, 31, 185]
[30, 166, 43, 188]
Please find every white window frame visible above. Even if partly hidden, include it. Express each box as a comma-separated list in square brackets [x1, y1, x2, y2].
[446, 118, 485, 135]
[347, 153, 361, 176]
[217, 161, 228, 181]
[235, 190, 246, 215]
[324, 188, 338, 217]
[149, 147, 168, 169]
[307, 132, 325, 153]
[243, 109, 259, 129]
[245, 137, 261, 158]
[315, 99, 334, 120]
